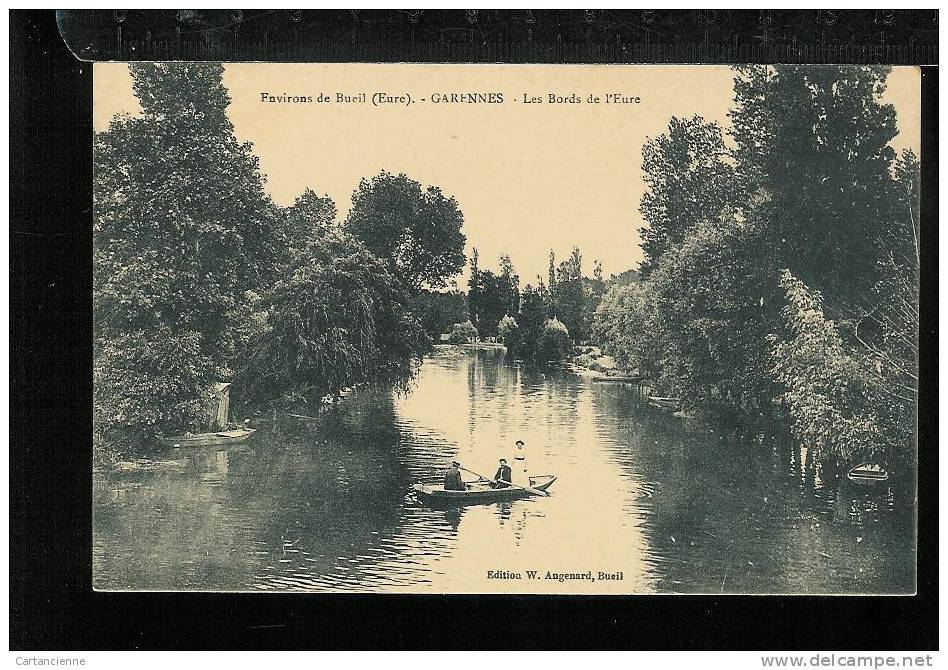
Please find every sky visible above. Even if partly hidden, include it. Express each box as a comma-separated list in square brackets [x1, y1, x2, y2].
[93, 63, 920, 285]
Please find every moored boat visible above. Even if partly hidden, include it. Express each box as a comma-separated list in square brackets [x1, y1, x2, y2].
[412, 475, 557, 506]
[648, 396, 682, 412]
[158, 428, 257, 448]
[847, 463, 889, 485]
[592, 374, 641, 383]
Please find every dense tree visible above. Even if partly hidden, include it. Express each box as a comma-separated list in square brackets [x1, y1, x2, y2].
[638, 116, 736, 275]
[283, 188, 338, 259]
[596, 64, 918, 466]
[511, 285, 547, 360]
[581, 260, 608, 342]
[486, 249, 601, 359]
[94, 327, 218, 454]
[778, 148, 919, 465]
[448, 320, 479, 344]
[94, 65, 473, 460]
[771, 271, 899, 465]
[94, 63, 280, 442]
[547, 250, 558, 317]
[594, 282, 660, 377]
[345, 171, 466, 291]
[597, 216, 783, 412]
[237, 232, 428, 407]
[732, 65, 916, 459]
[475, 271, 509, 339]
[497, 315, 519, 350]
[499, 254, 521, 317]
[466, 252, 520, 339]
[411, 289, 469, 338]
[730, 65, 900, 306]
[553, 247, 587, 342]
[646, 218, 784, 412]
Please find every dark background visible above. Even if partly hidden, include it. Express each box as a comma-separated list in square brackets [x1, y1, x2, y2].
[57, 9, 937, 63]
[9, 9, 938, 650]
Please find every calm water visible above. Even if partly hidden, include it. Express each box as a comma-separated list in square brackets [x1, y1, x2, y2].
[93, 347, 916, 593]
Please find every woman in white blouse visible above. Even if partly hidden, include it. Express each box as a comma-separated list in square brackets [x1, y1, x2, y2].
[512, 439, 529, 487]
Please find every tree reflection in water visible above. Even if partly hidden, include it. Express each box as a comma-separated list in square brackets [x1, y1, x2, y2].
[94, 347, 915, 593]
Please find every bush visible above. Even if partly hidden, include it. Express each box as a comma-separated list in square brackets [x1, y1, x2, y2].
[449, 320, 479, 344]
[94, 326, 218, 439]
[574, 353, 595, 367]
[771, 270, 896, 465]
[538, 318, 572, 361]
[497, 314, 519, 348]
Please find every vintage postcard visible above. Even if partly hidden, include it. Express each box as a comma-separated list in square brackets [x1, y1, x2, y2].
[92, 63, 919, 594]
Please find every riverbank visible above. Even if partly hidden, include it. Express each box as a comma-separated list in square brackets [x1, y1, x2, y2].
[566, 345, 626, 378]
[93, 346, 916, 594]
[459, 341, 506, 350]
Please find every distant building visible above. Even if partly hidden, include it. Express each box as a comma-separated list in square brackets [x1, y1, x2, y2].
[439, 333, 452, 342]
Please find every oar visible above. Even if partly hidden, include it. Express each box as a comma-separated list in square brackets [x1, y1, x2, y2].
[459, 466, 550, 497]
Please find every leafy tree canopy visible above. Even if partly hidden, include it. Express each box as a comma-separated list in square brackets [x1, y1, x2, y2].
[237, 231, 428, 407]
[345, 171, 466, 291]
[638, 116, 736, 275]
[283, 188, 338, 260]
[730, 65, 900, 306]
[94, 62, 280, 436]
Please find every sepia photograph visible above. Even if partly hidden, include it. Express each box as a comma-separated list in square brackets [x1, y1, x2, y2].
[91, 62, 920, 595]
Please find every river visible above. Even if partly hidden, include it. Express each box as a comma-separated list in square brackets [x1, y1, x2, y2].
[93, 346, 916, 593]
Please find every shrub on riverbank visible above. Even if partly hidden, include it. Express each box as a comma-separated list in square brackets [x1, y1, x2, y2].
[538, 318, 572, 361]
[773, 266, 917, 467]
[771, 271, 883, 465]
[497, 314, 519, 349]
[448, 320, 479, 344]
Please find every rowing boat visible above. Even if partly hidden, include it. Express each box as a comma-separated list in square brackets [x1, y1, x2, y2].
[648, 396, 682, 411]
[847, 463, 889, 485]
[158, 428, 257, 448]
[592, 374, 641, 383]
[412, 475, 557, 506]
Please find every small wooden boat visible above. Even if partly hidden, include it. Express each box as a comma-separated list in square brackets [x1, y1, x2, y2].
[592, 374, 641, 383]
[648, 396, 682, 411]
[847, 463, 889, 485]
[412, 475, 557, 506]
[110, 458, 190, 475]
[158, 428, 256, 448]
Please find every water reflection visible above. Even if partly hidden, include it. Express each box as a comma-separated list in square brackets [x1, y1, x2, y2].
[94, 347, 915, 593]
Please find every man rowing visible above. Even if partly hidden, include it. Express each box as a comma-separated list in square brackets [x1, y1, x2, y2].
[444, 460, 466, 491]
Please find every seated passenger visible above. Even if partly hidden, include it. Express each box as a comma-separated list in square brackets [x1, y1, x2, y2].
[491, 458, 512, 489]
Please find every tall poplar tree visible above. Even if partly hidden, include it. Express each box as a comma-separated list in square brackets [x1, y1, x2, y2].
[730, 65, 900, 308]
[467, 248, 480, 329]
